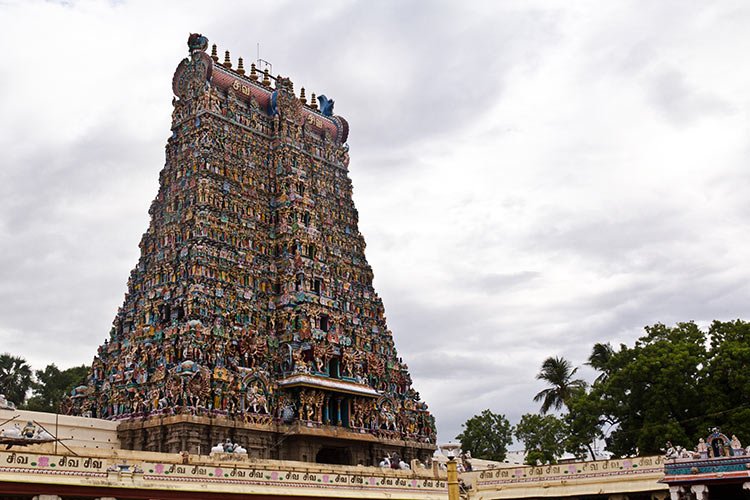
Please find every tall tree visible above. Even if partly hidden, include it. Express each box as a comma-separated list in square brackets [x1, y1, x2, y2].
[533, 356, 587, 414]
[515, 413, 567, 465]
[591, 322, 707, 456]
[587, 342, 616, 384]
[0, 353, 33, 405]
[456, 409, 513, 462]
[702, 320, 750, 440]
[25, 364, 89, 413]
[563, 390, 602, 460]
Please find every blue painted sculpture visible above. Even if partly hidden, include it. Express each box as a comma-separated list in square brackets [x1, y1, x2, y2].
[317, 95, 335, 116]
[269, 90, 278, 116]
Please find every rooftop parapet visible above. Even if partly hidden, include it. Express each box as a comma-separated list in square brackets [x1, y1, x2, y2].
[173, 33, 349, 144]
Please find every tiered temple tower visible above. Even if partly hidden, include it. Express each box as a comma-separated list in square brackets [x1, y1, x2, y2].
[68, 34, 436, 465]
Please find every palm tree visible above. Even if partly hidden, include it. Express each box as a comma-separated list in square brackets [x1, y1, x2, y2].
[533, 356, 587, 414]
[0, 353, 33, 406]
[586, 342, 615, 384]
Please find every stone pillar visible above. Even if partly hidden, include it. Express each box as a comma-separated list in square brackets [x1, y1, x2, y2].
[446, 457, 459, 500]
[335, 397, 342, 425]
[346, 398, 352, 427]
[744, 482, 750, 491]
[651, 492, 669, 500]
[669, 486, 686, 500]
[691, 484, 708, 500]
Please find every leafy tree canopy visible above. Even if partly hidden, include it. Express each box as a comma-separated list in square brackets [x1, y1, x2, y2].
[456, 409, 513, 462]
[590, 322, 707, 456]
[576, 320, 750, 457]
[0, 353, 33, 405]
[563, 390, 603, 460]
[515, 413, 567, 465]
[25, 364, 89, 413]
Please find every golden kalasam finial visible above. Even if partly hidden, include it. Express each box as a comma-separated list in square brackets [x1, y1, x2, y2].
[299, 87, 307, 105]
[211, 44, 219, 62]
[262, 69, 270, 86]
[310, 92, 318, 110]
[249, 63, 258, 82]
[223, 51, 232, 69]
[237, 57, 245, 75]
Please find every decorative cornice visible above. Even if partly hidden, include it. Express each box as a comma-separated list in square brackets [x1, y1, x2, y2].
[278, 374, 380, 397]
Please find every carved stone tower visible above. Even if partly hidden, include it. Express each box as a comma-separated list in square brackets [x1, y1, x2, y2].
[69, 34, 435, 465]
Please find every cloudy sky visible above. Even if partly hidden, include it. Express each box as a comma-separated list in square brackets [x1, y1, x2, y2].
[2, 0, 750, 444]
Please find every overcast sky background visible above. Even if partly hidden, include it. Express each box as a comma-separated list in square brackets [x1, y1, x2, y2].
[1, 0, 750, 445]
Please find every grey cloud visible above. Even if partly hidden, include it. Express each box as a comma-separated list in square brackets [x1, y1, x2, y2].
[648, 68, 734, 124]
[214, 1, 564, 154]
[472, 271, 540, 293]
[522, 206, 693, 269]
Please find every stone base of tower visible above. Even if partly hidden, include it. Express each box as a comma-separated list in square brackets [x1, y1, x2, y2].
[117, 415, 435, 466]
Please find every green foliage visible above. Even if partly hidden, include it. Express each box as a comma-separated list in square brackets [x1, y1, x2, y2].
[25, 364, 89, 413]
[456, 409, 513, 462]
[515, 413, 566, 465]
[701, 320, 750, 442]
[0, 353, 33, 405]
[586, 342, 616, 384]
[563, 390, 603, 459]
[591, 322, 707, 456]
[533, 356, 587, 414]
[532, 320, 750, 459]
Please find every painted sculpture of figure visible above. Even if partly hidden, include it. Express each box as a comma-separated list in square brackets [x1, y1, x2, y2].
[697, 438, 708, 459]
[35, 428, 53, 441]
[298, 389, 316, 421]
[21, 421, 36, 439]
[731, 435, 743, 456]
[317, 95, 334, 117]
[292, 348, 308, 374]
[710, 434, 726, 457]
[0, 423, 21, 438]
[390, 451, 401, 470]
[222, 438, 235, 453]
[380, 402, 398, 431]
[187, 33, 209, 53]
[247, 383, 268, 414]
[0, 394, 15, 410]
[665, 441, 678, 459]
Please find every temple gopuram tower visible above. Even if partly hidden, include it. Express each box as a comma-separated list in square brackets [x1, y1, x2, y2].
[69, 34, 436, 465]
